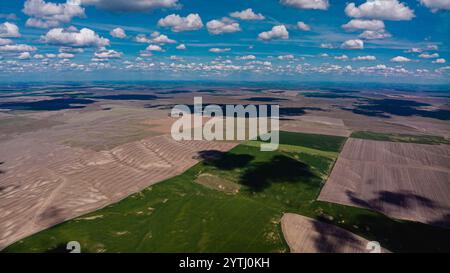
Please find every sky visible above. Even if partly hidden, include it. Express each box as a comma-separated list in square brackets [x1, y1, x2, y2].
[0, 0, 449, 84]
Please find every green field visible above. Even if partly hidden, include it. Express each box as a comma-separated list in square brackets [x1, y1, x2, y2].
[4, 131, 450, 253]
[351, 131, 450, 145]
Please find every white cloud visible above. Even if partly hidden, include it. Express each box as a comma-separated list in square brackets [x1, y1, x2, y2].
[420, 0, 450, 12]
[419, 53, 439, 59]
[18, 52, 31, 60]
[209, 48, 231, 53]
[427, 44, 439, 50]
[0, 22, 20, 38]
[135, 34, 152, 43]
[0, 38, 12, 45]
[278, 54, 294, 60]
[26, 18, 60, 28]
[33, 54, 44, 59]
[146, 44, 164, 51]
[341, 39, 364, 49]
[0, 44, 37, 52]
[135, 32, 176, 44]
[158, 14, 203, 32]
[342, 19, 385, 31]
[229, 8, 265, 20]
[176, 44, 186, 50]
[23, 0, 85, 28]
[335, 54, 349, 60]
[391, 56, 411, 62]
[352, 55, 376, 61]
[320, 43, 334, 49]
[406, 47, 423, 53]
[59, 47, 84, 53]
[280, 0, 329, 10]
[57, 52, 75, 58]
[297, 21, 311, 31]
[42, 27, 110, 47]
[359, 29, 391, 39]
[151, 32, 176, 44]
[345, 0, 415, 21]
[206, 18, 241, 35]
[432, 58, 446, 64]
[258, 25, 289, 40]
[110, 27, 126, 39]
[81, 0, 178, 12]
[94, 49, 122, 58]
[236, 55, 256, 60]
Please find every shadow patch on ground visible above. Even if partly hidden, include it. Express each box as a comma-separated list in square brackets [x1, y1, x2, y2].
[312, 219, 361, 253]
[145, 103, 323, 117]
[344, 98, 450, 120]
[0, 98, 95, 111]
[244, 97, 288, 102]
[346, 190, 444, 223]
[90, 94, 159, 101]
[240, 155, 317, 191]
[198, 150, 254, 170]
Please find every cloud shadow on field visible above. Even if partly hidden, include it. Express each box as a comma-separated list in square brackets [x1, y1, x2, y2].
[311, 219, 362, 253]
[197, 150, 254, 170]
[344, 98, 450, 120]
[239, 155, 317, 191]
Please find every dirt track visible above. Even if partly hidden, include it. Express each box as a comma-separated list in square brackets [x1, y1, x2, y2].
[319, 138, 450, 228]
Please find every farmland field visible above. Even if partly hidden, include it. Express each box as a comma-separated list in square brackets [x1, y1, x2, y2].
[351, 131, 450, 145]
[4, 132, 450, 253]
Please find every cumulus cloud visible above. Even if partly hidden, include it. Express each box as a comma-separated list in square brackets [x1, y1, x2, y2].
[80, 0, 179, 12]
[258, 25, 289, 40]
[18, 52, 31, 60]
[0, 38, 12, 45]
[42, 27, 110, 47]
[23, 0, 85, 28]
[432, 58, 446, 64]
[94, 48, 122, 58]
[135, 32, 176, 44]
[345, 0, 414, 21]
[420, 0, 450, 12]
[176, 44, 186, 50]
[391, 56, 411, 62]
[110, 27, 126, 39]
[209, 48, 231, 53]
[335, 54, 349, 60]
[0, 44, 37, 52]
[297, 21, 311, 31]
[146, 44, 164, 51]
[340, 39, 364, 49]
[342, 19, 385, 31]
[57, 52, 75, 58]
[320, 43, 334, 49]
[158, 14, 203, 32]
[280, 0, 329, 10]
[419, 53, 439, 59]
[229, 8, 265, 20]
[278, 54, 295, 60]
[151, 32, 176, 44]
[359, 29, 391, 39]
[0, 22, 20, 38]
[352, 55, 376, 61]
[206, 18, 241, 35]
[236, 55, 256, 60]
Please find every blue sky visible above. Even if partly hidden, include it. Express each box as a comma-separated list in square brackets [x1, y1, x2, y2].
[0, 0, 449, 83]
